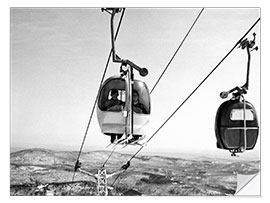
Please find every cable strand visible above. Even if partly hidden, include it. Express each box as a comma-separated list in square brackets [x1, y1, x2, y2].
[150, 8, 204, 94]
[102, 147, 116, 167]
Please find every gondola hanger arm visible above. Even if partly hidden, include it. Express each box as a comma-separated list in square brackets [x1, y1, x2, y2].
[220, 32, 258, 99]
[102, 7, 148, 77]
[239, 32, 258, 90]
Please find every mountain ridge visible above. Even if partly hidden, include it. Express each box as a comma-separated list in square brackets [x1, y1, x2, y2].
[10, 148, 260, 196]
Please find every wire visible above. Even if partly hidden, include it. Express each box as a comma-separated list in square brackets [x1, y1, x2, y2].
[102, 147, 116, 167]
[150, 8, 204, 94]
[111, 171, 123, 187]
[72, 8, 126, 182]
[111, 17, 260, 185]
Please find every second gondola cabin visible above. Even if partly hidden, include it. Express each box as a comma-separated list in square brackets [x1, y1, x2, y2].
[215, 97, 259, 153]
[97, 75, 151, 142]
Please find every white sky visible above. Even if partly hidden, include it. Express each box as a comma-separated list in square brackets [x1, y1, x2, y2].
[10, 8, 261, 158]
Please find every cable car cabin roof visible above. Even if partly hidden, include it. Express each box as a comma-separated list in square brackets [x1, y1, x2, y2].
[98, 75, 151, 114]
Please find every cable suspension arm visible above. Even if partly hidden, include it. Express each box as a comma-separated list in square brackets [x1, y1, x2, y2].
[150, 8, 204, 94]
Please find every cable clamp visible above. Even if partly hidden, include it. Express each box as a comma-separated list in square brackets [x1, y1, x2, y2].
[121, 161, 130, 170]
[74, 160, 82, 172]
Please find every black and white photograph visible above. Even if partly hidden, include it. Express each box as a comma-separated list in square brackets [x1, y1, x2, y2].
[9, 7, 261, 197]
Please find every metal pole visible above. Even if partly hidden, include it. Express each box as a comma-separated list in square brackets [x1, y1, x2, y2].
[242, 95, 247, 152]
[126, 65, 134, 140]
[110, 9, 122, 63]
[110, 9, 116, 61]
[245, 45, 251, 90]
[130, 66, 134, 138]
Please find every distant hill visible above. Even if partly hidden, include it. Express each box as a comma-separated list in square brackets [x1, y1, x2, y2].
[10, 148, 260, 196]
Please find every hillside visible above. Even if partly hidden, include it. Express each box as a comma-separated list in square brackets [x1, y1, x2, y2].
[10, 148, 260, 196]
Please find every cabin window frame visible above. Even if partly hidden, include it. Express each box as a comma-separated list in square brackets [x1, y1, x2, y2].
[98, 78, 151, 114]
[230, 109, 255, 121]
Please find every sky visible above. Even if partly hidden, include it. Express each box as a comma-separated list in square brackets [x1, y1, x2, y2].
[10, 8, 260, 158]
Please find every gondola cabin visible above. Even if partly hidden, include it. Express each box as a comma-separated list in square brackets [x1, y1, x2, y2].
[215, 97, 259, 154]
[97, 75, 151, 141]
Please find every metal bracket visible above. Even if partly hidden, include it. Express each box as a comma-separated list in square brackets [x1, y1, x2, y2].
[219, 86, 247, 99]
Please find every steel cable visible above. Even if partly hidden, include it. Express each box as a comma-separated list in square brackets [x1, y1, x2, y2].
[150, 8, 204, 94]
